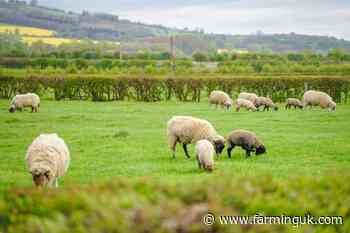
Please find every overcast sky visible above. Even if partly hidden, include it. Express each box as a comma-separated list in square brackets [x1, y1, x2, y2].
[39, 0, 350, 40]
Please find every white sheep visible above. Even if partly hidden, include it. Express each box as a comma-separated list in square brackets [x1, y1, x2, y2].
[26, 134, 70, 187]
[226, 129, 266, 158]
[209, 90, 233, 110]
[9, 93, 40, 113]
[236, 98, 257, 112]
[254, 97, 278, 111]
[303, 90, 336, 111]
[167, 116, 225, 159]
[195, 139, 214, 172]
[285, 98, 303, 110]
[238, 92, 258, 103]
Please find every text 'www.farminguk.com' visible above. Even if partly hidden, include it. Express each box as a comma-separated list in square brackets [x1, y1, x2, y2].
[202, 213, 343, 228]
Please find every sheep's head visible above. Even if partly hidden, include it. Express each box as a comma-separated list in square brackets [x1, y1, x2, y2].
[30, 168, 52, 187]
[224, 100, 233, 110]
[256, 145, 266, 155]
[329, 101, 336, 112]
[205, 164, 214, 172]
[8, 105, 16, 113]
[213, 136, 225, 155]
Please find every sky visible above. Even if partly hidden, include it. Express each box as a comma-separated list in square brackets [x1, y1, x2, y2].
[39, 0, 350, 40]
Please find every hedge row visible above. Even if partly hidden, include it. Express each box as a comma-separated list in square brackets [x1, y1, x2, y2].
[1, 175, 349, 232]
[0, 57, 192, 69]
[1, 74, 350, 103]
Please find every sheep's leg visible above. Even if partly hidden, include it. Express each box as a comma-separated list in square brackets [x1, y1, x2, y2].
[168, 136, 178, 159]
[227, 144, 235, 158]
[182, 143, 190, 158]
[242, 144, 252, 158]
[196, 155, 202, 169]
[31, 107, 34, 113]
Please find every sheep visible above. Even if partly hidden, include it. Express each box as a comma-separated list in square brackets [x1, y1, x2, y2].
[236, 98, 257, 112]
[25, 134, 70, 187]
[167, 116, 225, 159]
[226, 129, 266, 158]
[209, 90, 233, 110]
[254, 97, 278, 111]
[285, 98, 303, 110]
[303, 90, 336, 111]
[238, 92, 258, 103]
[9, 93, 40, 113]
[195, 139, 214, 172]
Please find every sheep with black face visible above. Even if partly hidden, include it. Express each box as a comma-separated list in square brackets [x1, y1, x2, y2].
[26, 134, 70, 188]
[286, 98, 303, 110]
[167, 116, 225, 159]
[254, 97, 278, 111]
[9, 93, 40, 113]
[226, 129, 266, 158]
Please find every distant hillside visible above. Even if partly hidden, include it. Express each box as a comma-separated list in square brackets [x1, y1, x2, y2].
[1, 1, 350, 54]
[0, 1, 182, 40]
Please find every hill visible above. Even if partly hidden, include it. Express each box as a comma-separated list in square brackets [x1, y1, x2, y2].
[1, 1, 350, 54]
[0, 23, 79, 46]
[0, 1, 179, 40]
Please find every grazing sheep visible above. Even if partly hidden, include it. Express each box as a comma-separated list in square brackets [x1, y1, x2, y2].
[9, 93, 40, 113]
[209, 90, 233, 110]
[195, 140, 215, 172]
[226, 129, 266, 158]
[303, 90, 336, 111]
[285, 98, 303, 110]
[254, 97, 278, 111]
[238, 92, 258, 103]
[26, 134, 70, 187]
[167, 116, 225, 159]
[236, 98, 257, 112]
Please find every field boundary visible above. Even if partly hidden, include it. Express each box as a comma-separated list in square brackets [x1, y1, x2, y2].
[1, 74, 349, 103]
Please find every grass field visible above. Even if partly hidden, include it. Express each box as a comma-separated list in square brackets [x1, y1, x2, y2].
[1, 100, 349, 191]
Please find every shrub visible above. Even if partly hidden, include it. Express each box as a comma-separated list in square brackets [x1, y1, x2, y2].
[0, 74, 349, 103]
[0, 175, 349, 233]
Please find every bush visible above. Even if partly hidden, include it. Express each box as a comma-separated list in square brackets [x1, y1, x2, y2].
[0, 175, 349, 233]
[0, 74, 349, 103]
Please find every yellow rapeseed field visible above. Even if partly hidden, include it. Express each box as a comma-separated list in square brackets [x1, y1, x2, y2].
[22, 36, 79, 46]
[0, 24, 54, 37]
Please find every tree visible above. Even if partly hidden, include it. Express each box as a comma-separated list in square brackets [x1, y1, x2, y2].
[192, 52, 207, 63]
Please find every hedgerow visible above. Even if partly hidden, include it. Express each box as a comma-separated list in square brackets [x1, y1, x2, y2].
[0, 175, 349, 233]
[0, 74, 349, 103]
